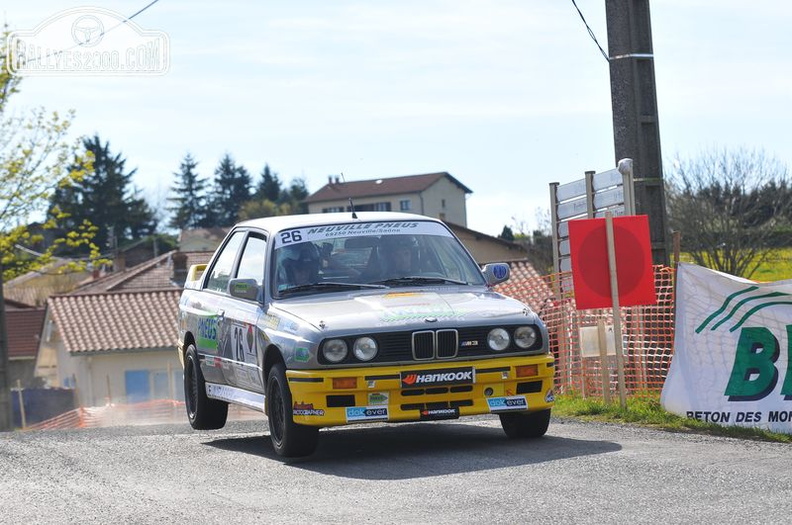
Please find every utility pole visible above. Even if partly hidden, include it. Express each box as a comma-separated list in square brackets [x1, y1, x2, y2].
[606, 0, 669, 265]
[0, 266, 12, 431]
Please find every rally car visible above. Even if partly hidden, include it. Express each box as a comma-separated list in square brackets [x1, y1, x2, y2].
[177, 211, 555, 457]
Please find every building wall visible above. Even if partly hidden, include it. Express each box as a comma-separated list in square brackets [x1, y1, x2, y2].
[307, 191, 419, 215]
[307, 178, 468, 225]
[448, 226, 527, 264]
[38, 320, 183, 407]
[420, 178, 467, 226]
[74, 350, 183, 407]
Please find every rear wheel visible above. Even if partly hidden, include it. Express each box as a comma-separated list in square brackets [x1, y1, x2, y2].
[267, 363, 319, 457]
[184, 344, 228, 430]
[500, 409, 551, 438]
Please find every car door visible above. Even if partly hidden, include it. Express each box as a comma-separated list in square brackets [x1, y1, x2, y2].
[221, 232, 268, 393]
[195, 230, 246, 386]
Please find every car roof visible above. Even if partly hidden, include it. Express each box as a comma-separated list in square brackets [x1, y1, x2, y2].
[235, 211, 443, 234]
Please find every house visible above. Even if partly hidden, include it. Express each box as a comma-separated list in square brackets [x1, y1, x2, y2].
[4, 299, 46, 388]
[304, 172, 472, 226]
[3, 260, 92, 307]
[446, 222, 528, 264]
[34, 250, 213, 407]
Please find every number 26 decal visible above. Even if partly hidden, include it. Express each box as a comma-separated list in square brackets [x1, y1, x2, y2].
[280, 230, 303, 244]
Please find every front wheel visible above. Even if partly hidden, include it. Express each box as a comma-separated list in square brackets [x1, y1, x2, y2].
[499, 409, 551, 438]
[184, 344, 228, 430]
[267, 363, 319, 457]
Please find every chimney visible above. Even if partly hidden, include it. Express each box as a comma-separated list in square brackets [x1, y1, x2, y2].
[114, 252, 126, 272]
[328, 175, 333, 185]
[334, 176, 340, 184]
[171, 251, 188, 287]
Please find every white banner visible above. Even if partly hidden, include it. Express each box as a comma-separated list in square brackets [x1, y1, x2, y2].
[661, 263, 792, 434]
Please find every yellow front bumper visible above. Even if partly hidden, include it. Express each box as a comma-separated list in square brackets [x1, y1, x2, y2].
[286, 354, 555, 427]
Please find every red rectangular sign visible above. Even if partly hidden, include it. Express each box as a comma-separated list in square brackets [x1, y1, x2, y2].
[568, 215, 657, 310]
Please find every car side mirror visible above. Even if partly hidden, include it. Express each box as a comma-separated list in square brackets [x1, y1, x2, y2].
[482, 263, 510, 286]
[228, 278, 261, 301]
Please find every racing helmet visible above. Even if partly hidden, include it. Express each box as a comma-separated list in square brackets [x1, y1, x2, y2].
[279, 242, 321, 284]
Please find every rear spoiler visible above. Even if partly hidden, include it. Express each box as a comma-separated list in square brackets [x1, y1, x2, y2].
[184, 264, 207, 290]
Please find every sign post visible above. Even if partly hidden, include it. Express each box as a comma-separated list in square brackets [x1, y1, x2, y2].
[605, 212, 628, 407]
[568, 214, 656, 407]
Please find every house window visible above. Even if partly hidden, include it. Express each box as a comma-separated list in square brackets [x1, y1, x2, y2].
[399, 199, 411, 211]
[322, 206, 344, 213]
[354, 202, 392, 212]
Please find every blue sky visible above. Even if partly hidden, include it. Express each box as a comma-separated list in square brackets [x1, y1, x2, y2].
[5, 1, 792, 236]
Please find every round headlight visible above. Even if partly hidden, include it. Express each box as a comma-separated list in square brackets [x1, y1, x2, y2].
[514, 326, 538, 349]
[322, 339, 348, 363]
[487, 328, 510, 351]
[353, 336, 378, 361]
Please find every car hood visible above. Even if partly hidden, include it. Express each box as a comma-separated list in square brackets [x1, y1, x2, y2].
[272, 288, 539, 333]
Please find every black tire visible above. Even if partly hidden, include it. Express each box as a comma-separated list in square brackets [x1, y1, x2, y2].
[499, 409, 551, 439]
[184, 344, 228, 430]
[267, 363, 319, 457]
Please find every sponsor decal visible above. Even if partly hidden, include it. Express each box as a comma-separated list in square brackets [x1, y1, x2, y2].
[661, 263, 792, 435]
[196, 315, 218, 349]
[346, 406, 389, 422]
[293, 402, 325, 417]
[263, 314, 279, 330]
[274, 221, 452, 248]
[487, 396, 528, 412]
[382, 307, 467, 323]
[368, 392, 389, 405]
[419, 407, 459, 421]
[203, 356, 216, 367]
[295, 347, 310, 363]
[493, 264, 508, 280]
[545, 389, 555, 403]
[401, 367, 475, 388]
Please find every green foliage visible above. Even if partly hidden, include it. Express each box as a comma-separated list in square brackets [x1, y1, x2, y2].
[167, 153, 209, 229]
[1, 33, 104, 279]
[48, 134, 156, 254]
[498, 225, 515, 241]
[209, 154, 252, 226]
[553, 393, 792, 443]
[666, 147, 792, 278]
[255, 164, 281, 202]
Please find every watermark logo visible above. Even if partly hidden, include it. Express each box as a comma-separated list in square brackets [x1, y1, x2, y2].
[6, 7, 170, 76]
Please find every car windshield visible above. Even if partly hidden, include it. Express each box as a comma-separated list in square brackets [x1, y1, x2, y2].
[271, 220, 485, 297]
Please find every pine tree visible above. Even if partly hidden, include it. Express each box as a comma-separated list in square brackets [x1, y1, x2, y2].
[254, 164, 282, 202]
[49, 134, 157, 254]
[167, 153, 209, 230]
[209, 154, 251, 226]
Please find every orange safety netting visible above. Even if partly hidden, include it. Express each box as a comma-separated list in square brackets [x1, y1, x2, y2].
[497, 265, 676, 399]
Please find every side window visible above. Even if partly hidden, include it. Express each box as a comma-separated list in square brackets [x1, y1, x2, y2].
[205, 231, 246, 293]
[237, 235, 267, 287]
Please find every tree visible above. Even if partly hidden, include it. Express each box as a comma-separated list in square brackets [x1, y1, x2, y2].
[209, 154, 251, 226]
[1, 32, 99, 430]
[280, 178, 309, 214]
[498, 225, 515, 241]
[49, 135, 157, 254]
[167, 153, 210, 230]
[666, 147, 792, 278]
[254, 164, 281, 202]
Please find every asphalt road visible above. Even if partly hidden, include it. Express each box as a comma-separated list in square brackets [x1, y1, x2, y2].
[1, 416, 790, 524]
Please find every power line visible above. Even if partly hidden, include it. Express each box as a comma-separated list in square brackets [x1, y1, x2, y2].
[571, 0, 610, 63]
[13, 0, 163, 67]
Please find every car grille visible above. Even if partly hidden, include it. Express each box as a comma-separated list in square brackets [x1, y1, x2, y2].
[318, 325, 543, 365]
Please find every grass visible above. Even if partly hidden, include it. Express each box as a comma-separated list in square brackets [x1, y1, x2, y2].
[749, 247, 792, 282]
[553, 393, 792, 443]
[677, 247, 792, 282]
